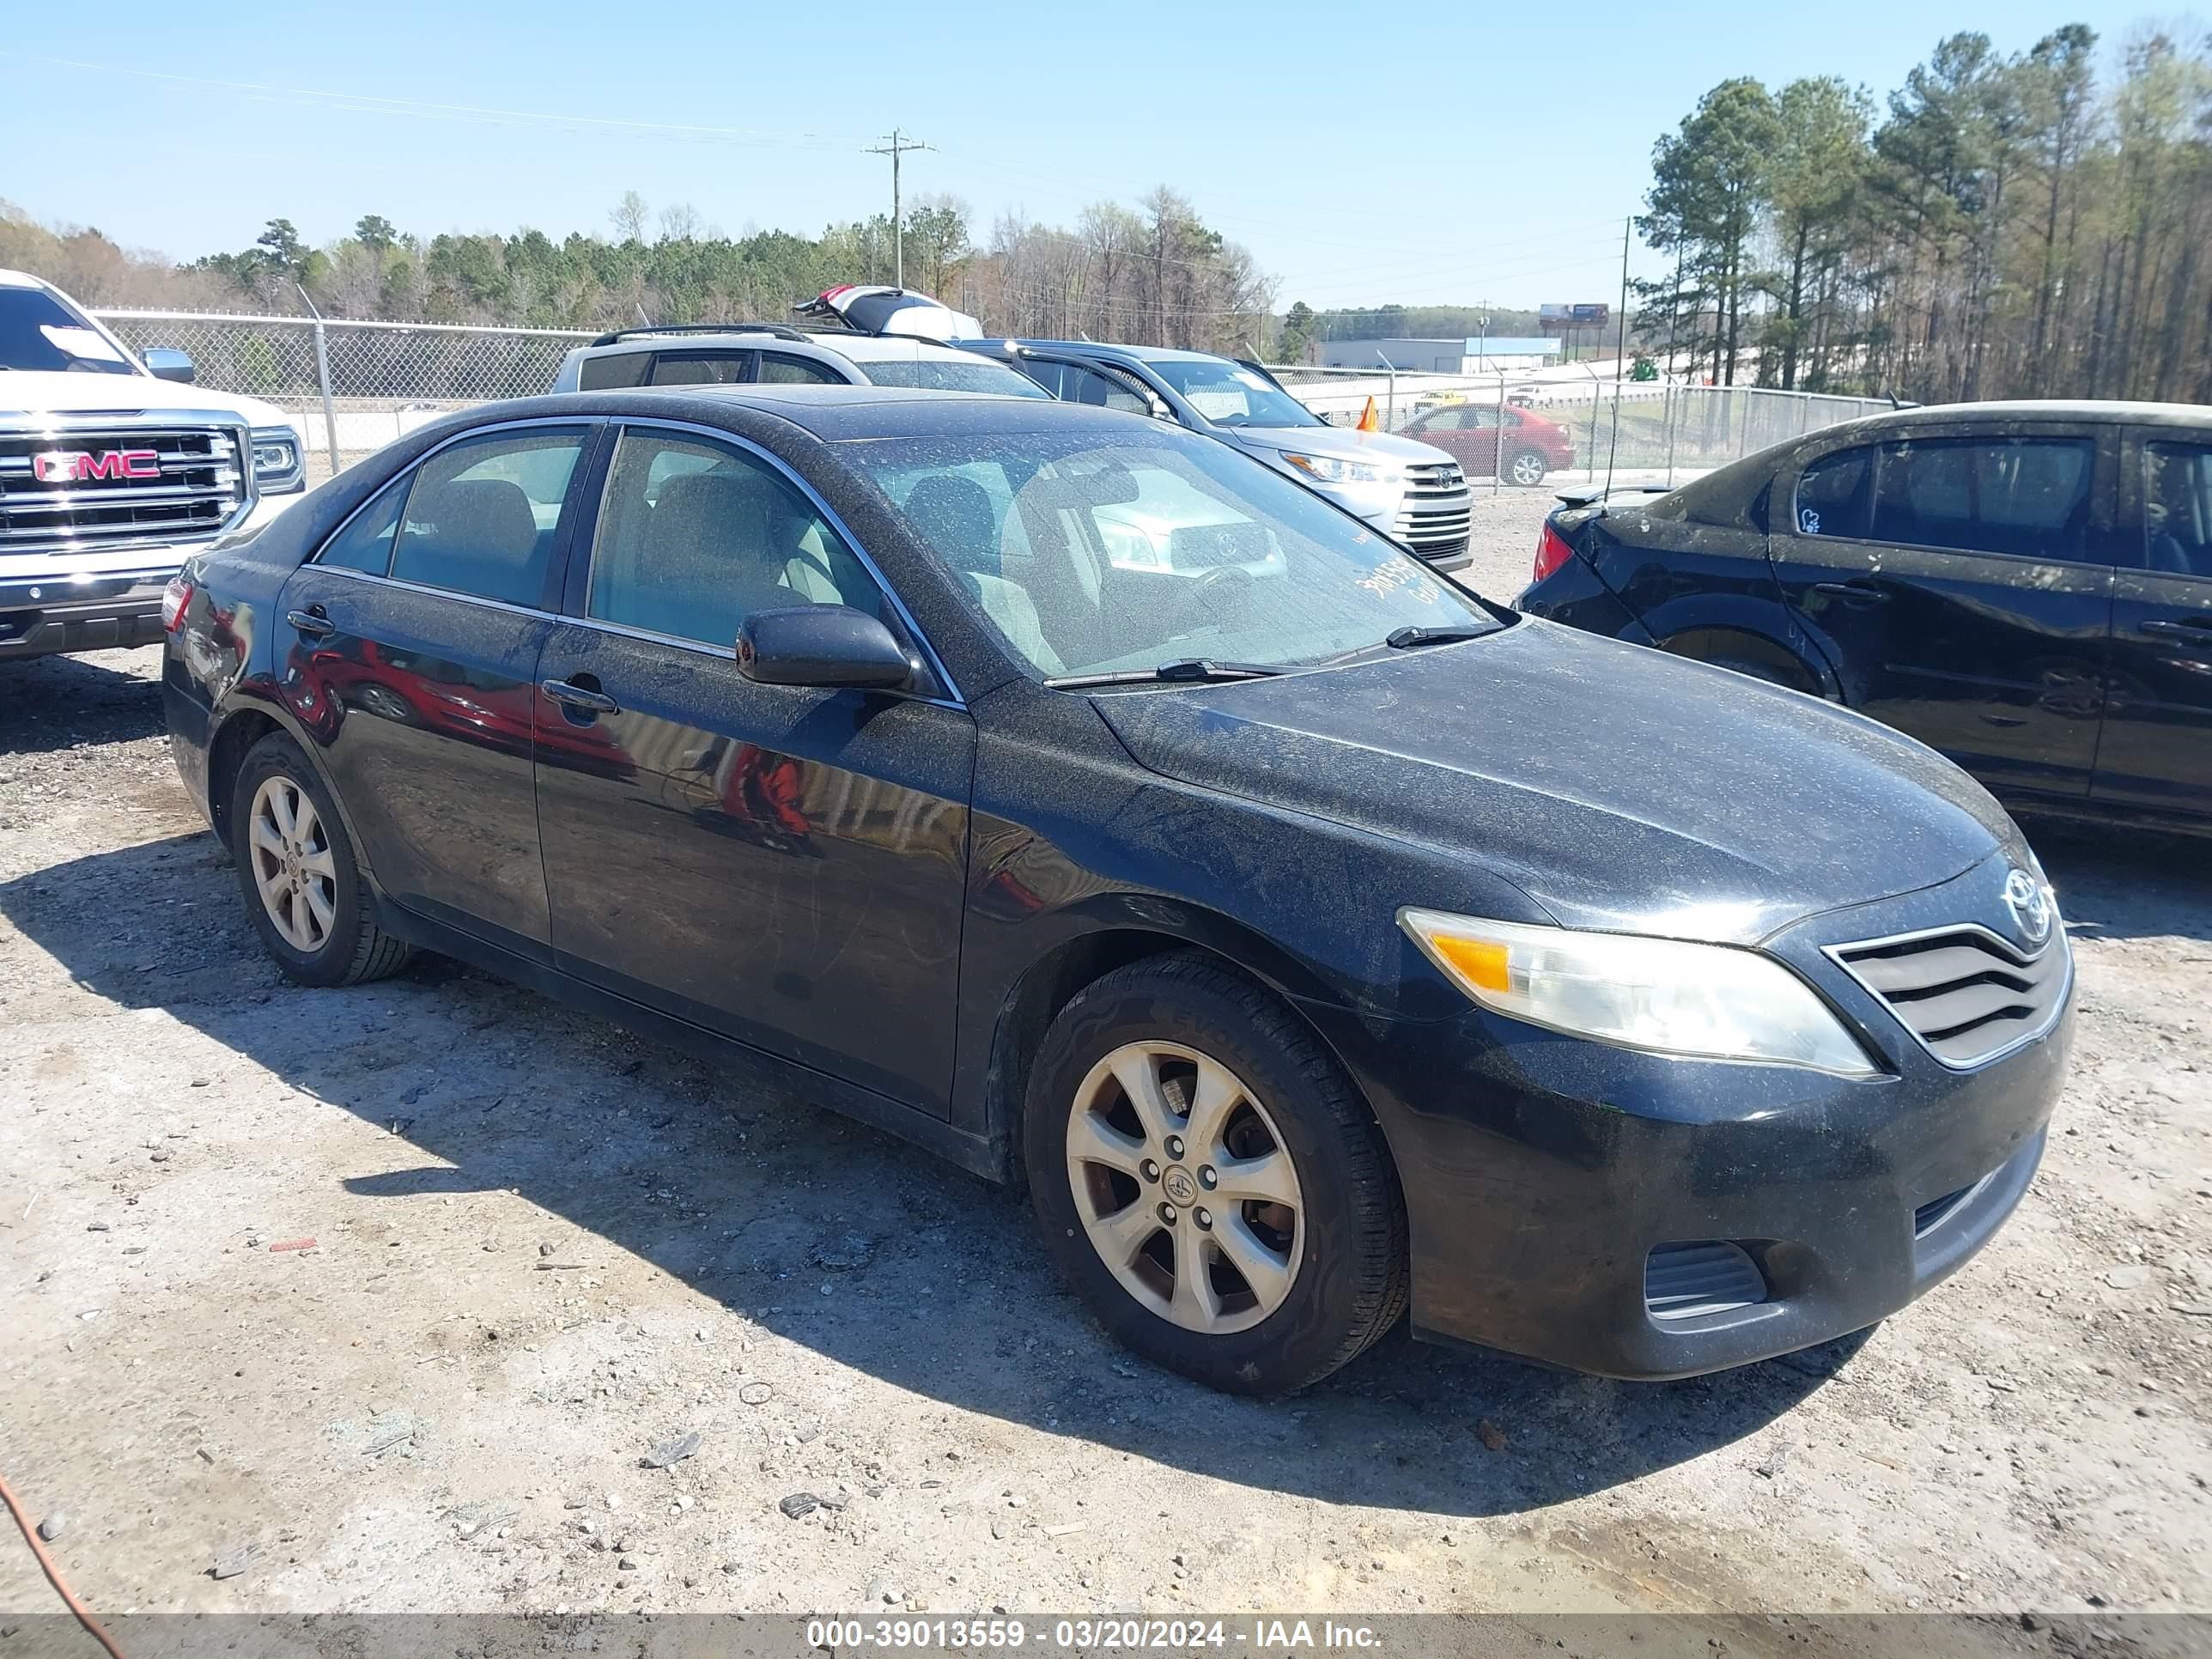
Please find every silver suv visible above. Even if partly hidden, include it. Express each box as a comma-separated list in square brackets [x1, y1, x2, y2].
[553, 324, 1051, 398]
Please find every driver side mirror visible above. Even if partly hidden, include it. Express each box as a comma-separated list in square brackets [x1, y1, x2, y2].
[143, 347, 196, 384]
[738, 605, 915, 692]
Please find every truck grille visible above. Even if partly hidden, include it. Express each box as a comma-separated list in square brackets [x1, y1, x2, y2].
[1396, 461, 1471, 560]
[1830, 925, 2070, 1068]
[0, 426, 246, 553]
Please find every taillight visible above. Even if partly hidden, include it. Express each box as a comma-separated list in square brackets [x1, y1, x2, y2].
[1532, 521, 1577, 583]
[161, 574, 194, 635]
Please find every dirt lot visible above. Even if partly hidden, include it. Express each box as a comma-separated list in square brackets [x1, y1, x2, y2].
[2, 491, 2209, 1633]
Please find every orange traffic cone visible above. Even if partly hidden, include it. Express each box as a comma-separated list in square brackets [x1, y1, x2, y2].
[1356, 396, 1380, 432]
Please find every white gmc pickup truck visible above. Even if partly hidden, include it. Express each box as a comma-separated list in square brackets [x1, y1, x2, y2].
[2, 270, 306, 660]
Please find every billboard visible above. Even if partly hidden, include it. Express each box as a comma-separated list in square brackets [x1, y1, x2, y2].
[1540, 303, 1611, 326]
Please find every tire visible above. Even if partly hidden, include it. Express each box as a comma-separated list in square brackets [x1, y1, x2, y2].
[1023, 951, 1407, 1395]
[230, 732, 414, 988]
[1506, 449, 1548, 487]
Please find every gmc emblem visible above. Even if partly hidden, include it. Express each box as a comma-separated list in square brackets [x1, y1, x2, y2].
[32, 448, 161, 484]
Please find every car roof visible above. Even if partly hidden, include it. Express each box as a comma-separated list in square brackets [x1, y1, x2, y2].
[1829, 398, 2212, 434]
[1011, 339, 1227, 366]
[575, 329, 980, 365]
[0, 269, 52, 290]
[589, 383, 1153, 441]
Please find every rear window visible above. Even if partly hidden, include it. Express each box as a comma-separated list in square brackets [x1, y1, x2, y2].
[577, 351, 652, 391]
[863, 358, 1052, 397]
[1869, 436, 2092, 557]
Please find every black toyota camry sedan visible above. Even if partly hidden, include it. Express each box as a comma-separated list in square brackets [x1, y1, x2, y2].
[1520, 400, 2212, 835]
[164, 386, 2071, 1393]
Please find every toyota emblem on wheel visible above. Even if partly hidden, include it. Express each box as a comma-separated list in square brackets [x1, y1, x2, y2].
[2003, 867, 2052, 945]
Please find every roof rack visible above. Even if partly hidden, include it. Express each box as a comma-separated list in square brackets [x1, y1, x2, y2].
[589, 322, 813, 347]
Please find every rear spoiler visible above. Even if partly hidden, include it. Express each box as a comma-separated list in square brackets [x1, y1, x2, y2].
[1554, 483, 1674, 508]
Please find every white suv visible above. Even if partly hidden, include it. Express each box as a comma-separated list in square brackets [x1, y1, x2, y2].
[552, 323, 1052, 398]
[1, 270, 307, 661]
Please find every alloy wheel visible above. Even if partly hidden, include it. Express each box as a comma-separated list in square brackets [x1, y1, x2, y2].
[1065, 1041, 1304, 1334]
[248, 775, 337, 953]
[1510, 452, 1547, 486]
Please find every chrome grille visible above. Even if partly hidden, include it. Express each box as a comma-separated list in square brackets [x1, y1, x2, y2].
[1395, 461, 1471, 558]
[1831, 925, 2069, 1068]
[0, 426, 245, 553]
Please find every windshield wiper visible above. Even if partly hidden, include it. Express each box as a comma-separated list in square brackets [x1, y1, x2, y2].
[1386, 623, 1493, 649]
[1045, 658, 1286, 690]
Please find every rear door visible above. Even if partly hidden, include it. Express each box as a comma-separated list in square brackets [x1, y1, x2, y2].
[532, 421, 975, 1115]
[2094, 433, 2212, 819]
[276, 420, 598, 958]
[1765, 428, 2112, 802]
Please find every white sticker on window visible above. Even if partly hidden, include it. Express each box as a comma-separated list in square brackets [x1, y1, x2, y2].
[1800, 508, 1821, 535]
[40, 325, 128, 362]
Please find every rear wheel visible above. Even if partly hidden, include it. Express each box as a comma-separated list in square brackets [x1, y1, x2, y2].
[231, 733, 413, 988]
[1024, 952, 1407, 1394]
[1507, 449, 1548, 486]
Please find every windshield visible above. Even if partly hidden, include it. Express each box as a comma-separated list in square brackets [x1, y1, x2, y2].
[853, 425, 1501, 682]
[863, 358, 1051, 398]
[0, 287, 139, 375]
[1144, 358, 1322, 429]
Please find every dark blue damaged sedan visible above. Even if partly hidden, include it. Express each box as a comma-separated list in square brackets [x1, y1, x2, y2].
[163, 385, 2071, 1393]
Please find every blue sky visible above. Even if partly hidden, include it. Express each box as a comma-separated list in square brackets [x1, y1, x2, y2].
[0, 0, 2154, 313]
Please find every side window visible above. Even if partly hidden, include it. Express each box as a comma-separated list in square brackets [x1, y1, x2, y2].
[1058, 363, 1152, 416]
[1870, 436, 2093, 558]
[586, 428, 881, 648]
[1794, 446, 1874, 540]
[757, 354, 842, 386]
[1419, 410, 1464, 431]
[578, 352, 651, 391]
[649, 352, 751, 386]
[2145, 443, 2212, 578]
[317, 477, 407, 574]
[391, 428, 583, 607]
[1018, 362, 1064, 398]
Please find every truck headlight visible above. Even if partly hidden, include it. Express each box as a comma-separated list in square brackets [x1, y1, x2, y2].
[250, 427, 306, 494]
[1399, 908, 1878, 1076]
[1281, 452, 1397, 486]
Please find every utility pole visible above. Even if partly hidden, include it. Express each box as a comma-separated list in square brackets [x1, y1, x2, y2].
[866, 129, 928, 289]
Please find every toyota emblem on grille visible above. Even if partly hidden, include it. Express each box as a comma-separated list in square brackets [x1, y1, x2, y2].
[32, 449, 161, 484]
[2002, 867, 2052, 945]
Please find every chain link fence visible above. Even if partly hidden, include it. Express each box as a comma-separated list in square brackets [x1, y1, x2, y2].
[90, 309, 595, 483]
[88, 310, 1891, 493]
[1263, 362, 1890, 490]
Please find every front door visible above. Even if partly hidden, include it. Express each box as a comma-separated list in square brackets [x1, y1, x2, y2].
[1766, 431, 2112, 803]
[532, 422, 975, 1114]
[276, 422, 594, 957]
[2094, 434, 2212, 819]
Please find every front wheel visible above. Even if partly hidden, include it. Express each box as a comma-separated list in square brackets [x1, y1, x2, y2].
[231, 732, 414, 988]
[1024, 953, 1407, 1394]
[1507, 449, 1548, 487]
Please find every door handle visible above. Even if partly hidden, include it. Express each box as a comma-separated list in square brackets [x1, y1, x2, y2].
[285, 607, 335, 639]
[2139, 618, 2212, 639]
[540, 678, 619, 715]
[1809, 580, 1891, 605]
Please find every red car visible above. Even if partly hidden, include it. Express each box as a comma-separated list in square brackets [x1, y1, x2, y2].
[1401, 402, 1576, 487]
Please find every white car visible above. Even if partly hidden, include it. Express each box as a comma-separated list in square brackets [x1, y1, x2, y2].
[1, 270, 306, 660]
[552, 318, 1052, 398]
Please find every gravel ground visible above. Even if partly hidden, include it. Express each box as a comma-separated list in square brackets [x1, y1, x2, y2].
[1, 498, 2207, 1633]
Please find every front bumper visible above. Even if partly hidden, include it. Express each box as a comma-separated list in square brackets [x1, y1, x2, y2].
[0, 495, 295, 659]
[1308, 859, 2073, 1379]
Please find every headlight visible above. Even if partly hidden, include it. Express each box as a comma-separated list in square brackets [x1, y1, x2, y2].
[250, 427, 305, 494]
[1280, 452, 1397, 486]
[1399, 908, 1878, 1076]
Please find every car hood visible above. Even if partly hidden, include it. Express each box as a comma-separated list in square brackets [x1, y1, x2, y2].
[1091, 618, 2029, 945]
[1226, 424, 1457, 471]
[0, 371, 295, 429]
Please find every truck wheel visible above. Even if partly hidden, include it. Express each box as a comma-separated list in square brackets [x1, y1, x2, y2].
[230, 732, 414, 988]
[1507, 450, 1548, 486]
[1024, 952, 1407, 1395]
